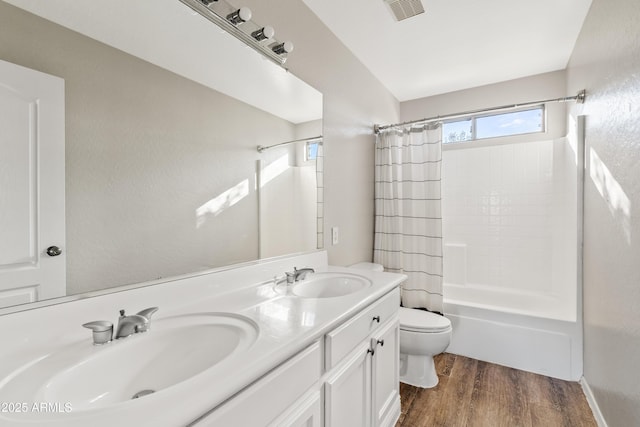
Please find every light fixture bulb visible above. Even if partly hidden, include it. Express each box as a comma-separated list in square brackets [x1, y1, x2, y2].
[251, 26, 275, 41]
[226, 7, 252, 25]
[272, 41, 294, 55]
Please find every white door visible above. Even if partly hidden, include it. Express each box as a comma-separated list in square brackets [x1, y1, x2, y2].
[0, 59, 65, 309]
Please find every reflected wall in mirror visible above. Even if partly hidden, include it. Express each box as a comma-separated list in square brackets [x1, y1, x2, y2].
[0, 0, 322, 312]
[258, 134, 324, 259]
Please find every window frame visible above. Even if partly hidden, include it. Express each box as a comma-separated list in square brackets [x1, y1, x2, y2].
[442, 105, 546, 145]
[305, 139, 320, 161]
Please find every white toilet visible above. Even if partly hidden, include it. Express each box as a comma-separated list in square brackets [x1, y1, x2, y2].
[398, 306, 452, 388]
[350, 262, 452, 388]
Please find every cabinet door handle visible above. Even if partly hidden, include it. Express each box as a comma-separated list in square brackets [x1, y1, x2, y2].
[372, 316, 381, 323]
[376, 339, 384, 347]
[367, 348, 375, 356]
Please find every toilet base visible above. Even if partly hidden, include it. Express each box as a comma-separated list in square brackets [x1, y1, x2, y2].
[399, 353, 439, 388]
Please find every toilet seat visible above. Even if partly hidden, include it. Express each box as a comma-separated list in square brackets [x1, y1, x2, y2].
[399, 307, 451, 333]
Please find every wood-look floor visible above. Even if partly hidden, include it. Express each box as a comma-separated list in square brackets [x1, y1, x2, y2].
[396, 353, 597, 427]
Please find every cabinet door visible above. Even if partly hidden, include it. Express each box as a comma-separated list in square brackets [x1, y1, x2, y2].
[371, 317, 400, 427]
[268, 389, 322, 427]
[325, 342, 372, 427]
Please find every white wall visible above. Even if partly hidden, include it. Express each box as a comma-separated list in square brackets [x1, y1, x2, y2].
[566, 0, 640, 425]
[259, 148, 317, 259]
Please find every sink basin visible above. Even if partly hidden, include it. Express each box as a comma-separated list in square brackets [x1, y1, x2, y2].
[0, 313, 258, 413]
[291, 273, 372, 298]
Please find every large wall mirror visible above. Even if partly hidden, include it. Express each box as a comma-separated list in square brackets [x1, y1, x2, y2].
[0, 0, 323, 313]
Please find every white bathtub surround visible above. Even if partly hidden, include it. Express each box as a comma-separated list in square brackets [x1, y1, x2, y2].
[442, 138, 577, 311]
[439, 136, 581, 381]
[0, 251, 405, 426]
[374, 124, 444, 312]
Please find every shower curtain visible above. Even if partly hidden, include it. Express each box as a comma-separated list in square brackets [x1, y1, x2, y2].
[374, 124, 443, 313]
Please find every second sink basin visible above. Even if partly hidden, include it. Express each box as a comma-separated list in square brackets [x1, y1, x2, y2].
[0, 313, 259, 415]
[291, 273, 372, 298]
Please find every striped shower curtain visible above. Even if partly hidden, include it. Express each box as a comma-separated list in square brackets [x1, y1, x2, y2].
[374, 124, 443, 313]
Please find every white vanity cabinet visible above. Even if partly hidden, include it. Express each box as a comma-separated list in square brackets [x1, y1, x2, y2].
[324, 288, 400, 427]
[192, 287, 400, 427]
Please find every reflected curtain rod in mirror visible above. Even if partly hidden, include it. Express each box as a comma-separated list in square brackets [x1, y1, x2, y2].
[257, 135, 322, 153]
[179, 0, 294, 67]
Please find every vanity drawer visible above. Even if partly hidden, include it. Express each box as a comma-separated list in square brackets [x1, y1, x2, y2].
[194, 341, 321, 426]
[325, 287, 399, 370]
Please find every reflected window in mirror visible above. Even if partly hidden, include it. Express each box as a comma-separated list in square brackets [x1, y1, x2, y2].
[306, 140, 320, 161]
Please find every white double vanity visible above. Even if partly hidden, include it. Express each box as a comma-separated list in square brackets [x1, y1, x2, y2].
[0, 251, 405, 426]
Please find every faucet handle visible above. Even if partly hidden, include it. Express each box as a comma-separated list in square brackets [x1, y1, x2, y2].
[135, 307, 159, 332]
[137, 307, 159, 319]
[285, 271, 296, 284]
[82, 320, 113, 345]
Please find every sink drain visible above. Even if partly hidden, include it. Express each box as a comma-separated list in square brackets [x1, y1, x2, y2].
[132, 389, 155, 399]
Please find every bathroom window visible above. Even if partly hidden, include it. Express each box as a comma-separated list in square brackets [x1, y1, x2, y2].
[442, 106, 545, 144]
[306, 140, 320, 161]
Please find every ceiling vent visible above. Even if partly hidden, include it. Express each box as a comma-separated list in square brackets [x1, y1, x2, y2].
[383, 0, 425, 22]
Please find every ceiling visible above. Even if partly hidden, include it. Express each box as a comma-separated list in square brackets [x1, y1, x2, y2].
[303, 0, 593, 102]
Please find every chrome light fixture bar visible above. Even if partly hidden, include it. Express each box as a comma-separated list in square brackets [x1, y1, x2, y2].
[178, 0, 293, 67]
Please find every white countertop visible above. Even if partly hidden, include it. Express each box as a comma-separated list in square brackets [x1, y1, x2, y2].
[0, 251, 405, 426]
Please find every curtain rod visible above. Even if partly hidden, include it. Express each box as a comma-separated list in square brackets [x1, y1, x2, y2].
[374, 90, 586, 134]
[257, 135, 323, 153]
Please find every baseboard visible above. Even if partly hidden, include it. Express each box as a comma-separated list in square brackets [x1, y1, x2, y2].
[580, 377, 608, 427]
[381, 395, 401, 427]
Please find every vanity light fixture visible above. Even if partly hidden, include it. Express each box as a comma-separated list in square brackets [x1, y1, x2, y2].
[226, 7, 252, 25]
[272, 41, 294, 55]
[179, 0, 294, 67]
[251, 26, 275, 42]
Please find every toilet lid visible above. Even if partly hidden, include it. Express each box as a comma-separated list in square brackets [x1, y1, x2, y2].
[399, 307, 451, 333]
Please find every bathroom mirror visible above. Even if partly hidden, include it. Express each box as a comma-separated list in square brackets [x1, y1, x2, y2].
[0, 0, 323, 313]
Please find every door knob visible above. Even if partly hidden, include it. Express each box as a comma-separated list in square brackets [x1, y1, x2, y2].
[46, 246, 62, 257]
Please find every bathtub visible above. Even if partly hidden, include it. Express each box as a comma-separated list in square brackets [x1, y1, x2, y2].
[442, 283, 582, 381]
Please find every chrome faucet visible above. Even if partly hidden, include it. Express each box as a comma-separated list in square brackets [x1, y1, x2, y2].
[290, 267, 315, 282]
[115, 307, 158, 339]
[274, 267, 315, 287]
[84, 307, 159, 344]
[294, 267, 315, 281]
[115, 311, 148, 339]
